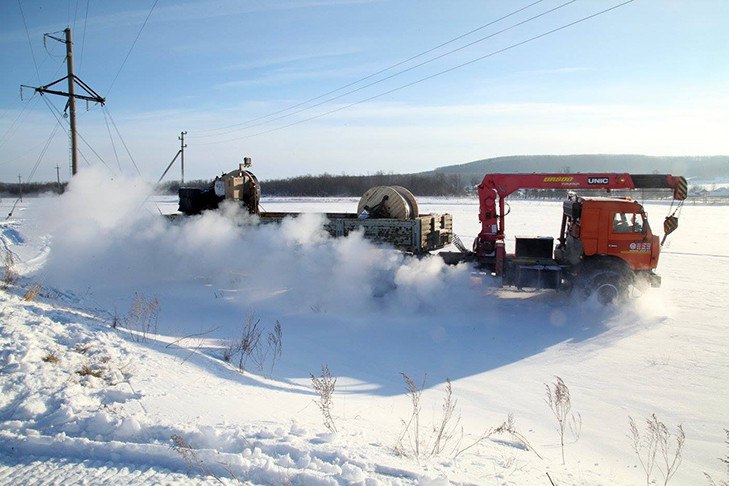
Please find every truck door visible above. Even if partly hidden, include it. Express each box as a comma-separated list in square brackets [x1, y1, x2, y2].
[608, 211, 653, 269]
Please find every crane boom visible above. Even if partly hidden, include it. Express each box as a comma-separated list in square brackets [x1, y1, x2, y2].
[476, 173, 687, 256]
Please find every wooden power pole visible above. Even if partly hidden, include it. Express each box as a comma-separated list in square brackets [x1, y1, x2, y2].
[21, 27, 105, 176]
[156, 132, 189, 185]
[64, 27, 79, 176]
[179, 131, 187, 184]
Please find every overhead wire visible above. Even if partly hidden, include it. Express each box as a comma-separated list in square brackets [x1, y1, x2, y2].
[191, 0, 548, 137]
[40, 94, 116, 175]
[5, 119, 63, 220]
[103, 106, 143, 177]
[79, 0, 90, 70]
[106, 0, 159, 96]
[0, 94, 40, 151]
[102, 108, 122, 171]
[71, 0, 80, 37]
[198, 0, 636, 146]
[17, 0, 41, 83]
[194, 0, 577, 141]
[26, 123, 62, 183]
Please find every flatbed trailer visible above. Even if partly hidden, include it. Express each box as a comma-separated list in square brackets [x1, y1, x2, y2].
[167, 210, 453, 254]
[259, 211, 453, 254]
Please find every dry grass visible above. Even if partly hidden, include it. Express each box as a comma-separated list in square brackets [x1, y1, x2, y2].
[545, 376, 581, 465]
[170, 434, 226, 484]
[222, 313, 283, 377]
[42, 351, 60, 364]
[23, 283, 41, 301]
[629, 413, 686, 486]
[77, 364, 103, 378]
[311, 364, 337, 432]
[124, 292, 160, 342]
[396, 374, 463, 460]
[705, 429, 729, 486]
[2, 251, 17, 288]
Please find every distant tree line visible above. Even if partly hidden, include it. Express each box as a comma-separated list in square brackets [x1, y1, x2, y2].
[260, 172, 469, 197]
[157, 180, 211, 194]
[0, 181, 65, 197]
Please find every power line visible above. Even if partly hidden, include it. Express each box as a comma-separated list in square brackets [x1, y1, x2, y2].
[17, 0, 41, 83]
[5, 119, 62, 221]
[192, 0, 547, 137]
[0, 94, 40, 151]
[41, 94, 116, 175]
[102, 106, 122, 171]
[194, 0, 577, 141]
[107, 0, 159, 96]
[26, 123, 62, 183]
[71, 0, 80, 36]
[104, 106, 143, 176]
[198, 0, 636, 146]
[79, 0, 90, 70]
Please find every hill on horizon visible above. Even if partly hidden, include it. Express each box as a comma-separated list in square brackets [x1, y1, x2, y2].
[427, 154, 729, 184]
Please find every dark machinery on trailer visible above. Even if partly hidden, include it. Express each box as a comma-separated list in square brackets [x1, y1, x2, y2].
[175, 160, 453, 254]
[441, 173, 687, 303]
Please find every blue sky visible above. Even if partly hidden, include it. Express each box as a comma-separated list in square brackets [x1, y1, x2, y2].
[1, 0, 728, 183]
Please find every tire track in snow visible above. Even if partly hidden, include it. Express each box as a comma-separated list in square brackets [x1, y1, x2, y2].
[0, 454, 219, 485]
[662, 250, 729, 259]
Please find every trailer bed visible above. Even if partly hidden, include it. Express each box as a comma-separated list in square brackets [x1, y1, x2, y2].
[167, 211, 453, 254]
[260, 212, 453, 254]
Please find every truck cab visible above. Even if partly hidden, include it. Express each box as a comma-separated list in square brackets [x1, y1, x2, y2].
[556, 196, 662, 297]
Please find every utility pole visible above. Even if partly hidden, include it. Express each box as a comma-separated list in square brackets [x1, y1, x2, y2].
[179, 131, 187, 184]
[21, 27, 105, 176]
[56, 165, 62, 193]
[64, 28, 79, 175]
[18, 175, 23, 202]
[156, 132, 188, 185]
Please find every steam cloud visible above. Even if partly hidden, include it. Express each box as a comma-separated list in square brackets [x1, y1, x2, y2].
[36, 168, 479, 321]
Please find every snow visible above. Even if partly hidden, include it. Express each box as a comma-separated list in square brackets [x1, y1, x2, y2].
[1, 168, 728, 485]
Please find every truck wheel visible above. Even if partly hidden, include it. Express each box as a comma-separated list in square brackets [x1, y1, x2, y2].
[590, 272, 627, 305]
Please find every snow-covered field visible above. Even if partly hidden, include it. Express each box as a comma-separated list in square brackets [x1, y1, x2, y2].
[1, 168, 728, 485]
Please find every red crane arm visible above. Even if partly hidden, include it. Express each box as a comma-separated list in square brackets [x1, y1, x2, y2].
[475, 173, 687, 256]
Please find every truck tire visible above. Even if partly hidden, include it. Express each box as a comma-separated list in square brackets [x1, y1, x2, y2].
[588, 271, 629, 305]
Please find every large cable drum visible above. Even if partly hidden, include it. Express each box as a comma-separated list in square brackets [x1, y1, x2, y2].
[357, 185, 419, 219]
[223, 164, 260, 214]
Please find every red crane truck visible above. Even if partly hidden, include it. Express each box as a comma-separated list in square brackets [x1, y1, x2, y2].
[442, 173, 688, 303]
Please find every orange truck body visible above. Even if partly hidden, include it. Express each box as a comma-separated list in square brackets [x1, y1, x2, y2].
[445, 172, 689, 301]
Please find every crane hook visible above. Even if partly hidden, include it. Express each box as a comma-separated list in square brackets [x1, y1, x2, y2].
[661, 215, 679, 246]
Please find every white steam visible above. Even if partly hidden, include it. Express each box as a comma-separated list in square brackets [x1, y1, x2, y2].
[37, 168, 476, 320]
